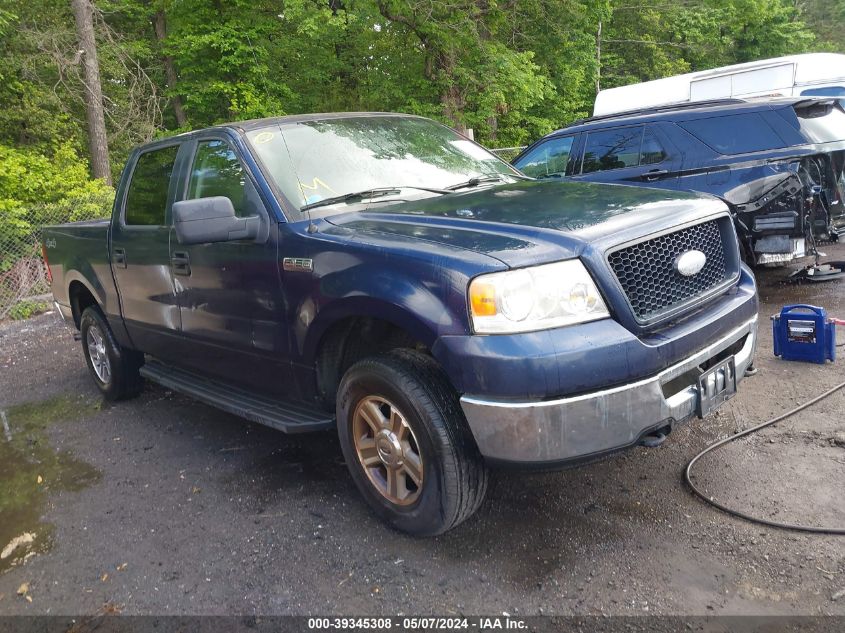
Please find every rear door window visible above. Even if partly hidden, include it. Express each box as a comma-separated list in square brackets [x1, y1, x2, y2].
[187, 140, 263, 218]
[124, 145, 179, 225]
[581, 127, 643, 174]
[513, 136, 575, 178]
[640, 129, 667, 165]
[679, 113, 785, 154]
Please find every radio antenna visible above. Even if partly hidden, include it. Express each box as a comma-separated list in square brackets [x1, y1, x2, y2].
[244, 34, 317, 233]
[278, 127, 318, 233]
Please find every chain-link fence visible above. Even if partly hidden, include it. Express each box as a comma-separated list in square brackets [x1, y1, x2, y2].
[0, 205, 110, 319]
[489, 146, 526, 163]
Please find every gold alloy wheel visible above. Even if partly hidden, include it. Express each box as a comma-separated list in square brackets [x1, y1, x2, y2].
[352, 395, 424, 506]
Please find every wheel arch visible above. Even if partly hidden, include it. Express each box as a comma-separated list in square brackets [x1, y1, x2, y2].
[306, 297, 446, 408]
[67, 275, 102, 329]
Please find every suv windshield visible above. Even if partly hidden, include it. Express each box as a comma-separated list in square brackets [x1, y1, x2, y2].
[794, 101, 845, 143]
[245, 116, 519, 211]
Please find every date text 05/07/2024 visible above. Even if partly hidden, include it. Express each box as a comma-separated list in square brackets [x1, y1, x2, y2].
[307, 617, 527, 630]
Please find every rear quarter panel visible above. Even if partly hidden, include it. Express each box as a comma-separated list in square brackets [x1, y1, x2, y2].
[43, 220, 120, 323]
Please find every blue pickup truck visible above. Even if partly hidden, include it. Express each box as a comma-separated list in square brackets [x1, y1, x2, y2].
[43, 113, 759, 535]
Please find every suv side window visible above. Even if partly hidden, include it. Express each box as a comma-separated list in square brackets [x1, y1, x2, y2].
[679, 113, 784, 154]
[581, 127, 642, 174]
[188, 140, 262, 218]
[640, 129, 667, 165]
[514, 136, 574, 178]
[800, 86, 845, 98]
[124, 145, 179, 226]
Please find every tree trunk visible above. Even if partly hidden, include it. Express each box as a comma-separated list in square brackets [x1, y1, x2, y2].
[71, 0, 111, 184]
[153, 10, 188, 127]
[595, 20, 602, 95]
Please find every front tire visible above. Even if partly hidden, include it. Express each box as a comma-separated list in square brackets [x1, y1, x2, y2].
[337, 349, 488, 536]
[80, 306, 143, 401]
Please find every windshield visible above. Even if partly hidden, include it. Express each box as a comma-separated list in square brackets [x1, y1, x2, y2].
[794, 101, 845, 143]
[245, 116, 519, 211]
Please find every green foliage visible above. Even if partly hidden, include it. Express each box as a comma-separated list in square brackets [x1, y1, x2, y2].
[796, 0, 845, 53]
[0, 0, 836, 236]
[7, 299, 50, 320]
[0, 142, 113, 270]
[601, 0, 816, 91]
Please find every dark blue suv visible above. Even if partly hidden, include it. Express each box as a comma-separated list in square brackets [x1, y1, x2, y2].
[513, 98, 845, 265]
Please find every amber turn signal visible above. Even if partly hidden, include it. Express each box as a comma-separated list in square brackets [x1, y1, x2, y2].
[469, 280, 497, 317]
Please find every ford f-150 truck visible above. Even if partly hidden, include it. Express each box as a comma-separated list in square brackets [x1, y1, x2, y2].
[43, 113, 759, 535]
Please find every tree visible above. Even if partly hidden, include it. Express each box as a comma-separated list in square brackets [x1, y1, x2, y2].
[71, 0, 111, 184]
[0, 0, 833, 199]
[598, 0, 816, 92]
[153, 8, 187, 127]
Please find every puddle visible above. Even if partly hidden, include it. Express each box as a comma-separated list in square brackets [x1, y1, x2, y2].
[0, 394, 102, 574]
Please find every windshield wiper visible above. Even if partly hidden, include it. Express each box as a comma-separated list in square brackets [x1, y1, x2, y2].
[446, 175, 504, 190]
[446, 173, 533, 191]
[300, 185, 450, 212]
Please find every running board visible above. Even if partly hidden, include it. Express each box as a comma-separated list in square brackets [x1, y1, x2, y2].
[140, 361, 334, 434]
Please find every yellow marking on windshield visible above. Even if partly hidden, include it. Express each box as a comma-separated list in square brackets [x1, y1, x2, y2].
[298, 177, 338, 200]
[253, 131, 275, 144]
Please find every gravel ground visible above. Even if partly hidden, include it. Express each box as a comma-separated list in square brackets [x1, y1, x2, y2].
[0, 248, 843, 617]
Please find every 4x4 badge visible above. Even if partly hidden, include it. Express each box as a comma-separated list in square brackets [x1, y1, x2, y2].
[674, 250, 707, 276]
[282, 257, 314, 272]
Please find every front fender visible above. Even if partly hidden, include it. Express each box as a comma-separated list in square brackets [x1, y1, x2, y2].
[298, 270, 467, 366]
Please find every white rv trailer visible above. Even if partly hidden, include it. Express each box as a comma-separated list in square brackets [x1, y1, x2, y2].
[593, 53, 845, 116]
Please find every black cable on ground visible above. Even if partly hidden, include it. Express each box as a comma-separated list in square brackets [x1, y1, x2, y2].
[684, 378, 845, 535]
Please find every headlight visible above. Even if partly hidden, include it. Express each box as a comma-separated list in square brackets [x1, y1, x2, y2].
[468, 260, 609, 334]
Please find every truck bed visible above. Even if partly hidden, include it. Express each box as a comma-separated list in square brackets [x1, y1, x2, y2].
[42, 219, 115, 322]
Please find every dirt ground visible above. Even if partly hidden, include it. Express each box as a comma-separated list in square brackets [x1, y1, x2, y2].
[0, 246, 843, 617]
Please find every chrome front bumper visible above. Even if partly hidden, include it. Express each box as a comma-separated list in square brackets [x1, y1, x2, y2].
[460, 316, 758, 465]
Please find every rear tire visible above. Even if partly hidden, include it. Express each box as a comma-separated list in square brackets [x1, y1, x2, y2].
[337, 349, 488, 536]
[80, 306, 143, 401]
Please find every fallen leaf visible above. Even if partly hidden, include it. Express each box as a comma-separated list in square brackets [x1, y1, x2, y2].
[16, 583, 29, 596]
[25, 595, 32, 603]
[36, 475, 43, 484]
[116, 563, 127, 571]
[101, 573, 109, 582]
[191, 487, 201, 494]
[1, 533, 35, 559]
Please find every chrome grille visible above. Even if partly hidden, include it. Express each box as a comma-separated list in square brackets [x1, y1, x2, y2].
[608, 220, 729, 322]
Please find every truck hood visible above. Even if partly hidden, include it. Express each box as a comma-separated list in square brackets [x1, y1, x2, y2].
[323, 180, 729, 268]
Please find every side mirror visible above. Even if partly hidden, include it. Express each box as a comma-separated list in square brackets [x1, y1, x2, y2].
[173, 196, 262, 245]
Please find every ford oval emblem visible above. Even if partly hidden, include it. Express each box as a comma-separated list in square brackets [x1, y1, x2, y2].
[674, 250, 707, 276]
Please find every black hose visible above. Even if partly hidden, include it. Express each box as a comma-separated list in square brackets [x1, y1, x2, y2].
[684, 378, 845, 535]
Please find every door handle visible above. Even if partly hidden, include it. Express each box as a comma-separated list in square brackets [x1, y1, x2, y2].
[112, 247, 127, 268]
[171, 251, 191, 276]
[641, 169, 669, 181]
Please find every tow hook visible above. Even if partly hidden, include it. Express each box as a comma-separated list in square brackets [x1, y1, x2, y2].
[639, 425, 671, 448]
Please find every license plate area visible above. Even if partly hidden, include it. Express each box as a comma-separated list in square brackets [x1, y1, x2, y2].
[696, 357, 737, 418]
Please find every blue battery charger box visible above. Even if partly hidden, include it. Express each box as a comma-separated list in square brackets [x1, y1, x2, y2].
[772, 304, 836, 364]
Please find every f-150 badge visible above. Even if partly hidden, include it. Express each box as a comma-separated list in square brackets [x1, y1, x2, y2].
[282, 257, 314, 272]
